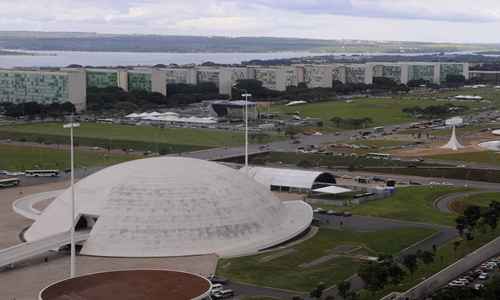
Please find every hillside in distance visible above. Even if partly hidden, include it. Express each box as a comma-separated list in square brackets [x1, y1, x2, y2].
[0, 31, 499, 53]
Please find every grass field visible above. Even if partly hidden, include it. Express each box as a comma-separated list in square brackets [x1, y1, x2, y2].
[0, 122, 282, 153]
[450, 192, 500, 214]
[217, 227, 437, 292]
[320, 186, 469, 226]
[0, 144, 138, 170]
[271, 97, 483, 129]
[430, 151, 500, 166]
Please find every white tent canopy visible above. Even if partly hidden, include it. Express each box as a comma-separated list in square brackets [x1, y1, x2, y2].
[242, 166, 336, 191]
[313, 186, 352, 195]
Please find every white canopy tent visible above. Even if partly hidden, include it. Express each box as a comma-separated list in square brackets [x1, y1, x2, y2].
[313, 186, 352, 195]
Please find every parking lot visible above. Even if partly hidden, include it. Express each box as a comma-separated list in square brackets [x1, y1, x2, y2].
[443, 254, 500, 291]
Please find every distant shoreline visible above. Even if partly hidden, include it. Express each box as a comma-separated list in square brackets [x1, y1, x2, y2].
[0, 49, 56, 56]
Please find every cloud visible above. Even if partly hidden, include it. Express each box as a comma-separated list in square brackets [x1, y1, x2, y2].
[0, 0, 499, 43]
[248, 0, 500, 23]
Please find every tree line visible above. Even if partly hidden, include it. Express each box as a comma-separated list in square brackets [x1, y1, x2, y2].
[402, 104, 469, 119]
[0, 101, 75, 118]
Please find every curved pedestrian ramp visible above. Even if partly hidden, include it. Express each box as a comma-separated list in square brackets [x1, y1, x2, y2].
[0, 230, 90, 269]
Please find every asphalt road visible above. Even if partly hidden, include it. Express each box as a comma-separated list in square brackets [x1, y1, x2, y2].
[434, 190, 500, 214]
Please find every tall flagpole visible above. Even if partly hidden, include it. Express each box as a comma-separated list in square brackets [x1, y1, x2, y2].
[64, 116, 80, 278]
[242, 93, 252, 170]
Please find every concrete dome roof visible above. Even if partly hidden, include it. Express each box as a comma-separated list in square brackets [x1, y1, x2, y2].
[25, 157, 312, 258]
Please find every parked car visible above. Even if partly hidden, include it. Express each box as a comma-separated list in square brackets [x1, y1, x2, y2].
[448, 281, 466, 287]
[478, 273, 489, 280]
[313, 208, 325, 214]
[343, 211, 353, 217]
[208, 275, 228, 285]
[211, 283, 224, 293]
[212, 289, 235, 299]
[326, 210, 336, 215]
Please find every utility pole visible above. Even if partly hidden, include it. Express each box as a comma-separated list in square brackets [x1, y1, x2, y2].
[63, 116, 80, 278]
[242, 93, 252, 170]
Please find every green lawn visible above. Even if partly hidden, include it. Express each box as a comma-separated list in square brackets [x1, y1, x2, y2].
[0, 144, 139, 171]
[450, 192, 500, 214]
[271, 97, 483, 129]
[217, 227, 436, 292]
[430, 151, 500, 166]
[331, 186, 470, 226]
[0, 122, 282, 153]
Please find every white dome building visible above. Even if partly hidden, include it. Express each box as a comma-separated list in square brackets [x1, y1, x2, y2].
[25, 157, 312, 258]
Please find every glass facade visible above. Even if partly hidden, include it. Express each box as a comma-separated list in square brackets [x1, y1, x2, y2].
[0, 71, 69, 104]
[86, 71, 118, 88]
[345, 65, 366, 84]
[255, 69, 278, 87]
[440, 64, 464, 83]
[373, 65, 402, 83]
[197, 70, 220, 86]
[128, 72, 152, 92]
[408, 65, 435, 82]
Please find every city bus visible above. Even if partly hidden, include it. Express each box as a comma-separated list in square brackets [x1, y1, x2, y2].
[373, 126, 385, 134]
[0, 178, 21, 188]
[25, 170, 60, 177]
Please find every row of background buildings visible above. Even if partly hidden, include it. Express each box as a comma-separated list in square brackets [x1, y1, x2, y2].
[1, 61, 497, 112]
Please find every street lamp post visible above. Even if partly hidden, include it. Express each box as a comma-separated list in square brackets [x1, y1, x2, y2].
[241, 93, 252, 170]
[63, 116, 80, 278]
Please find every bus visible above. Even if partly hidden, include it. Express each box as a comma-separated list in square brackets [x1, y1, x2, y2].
[0, 178, 20, 188]
[373, 126, 385, 134]
[366, 153, 392, 160]
[25, 170, 60, 177]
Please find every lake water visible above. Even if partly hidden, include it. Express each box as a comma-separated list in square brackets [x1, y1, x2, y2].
[0, 50, 324, 68]
[0, 50, 476, 68]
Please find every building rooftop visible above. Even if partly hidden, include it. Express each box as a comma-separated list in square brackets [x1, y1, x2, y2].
[25, 157, 312, 258]
[39, 270, 211, 300]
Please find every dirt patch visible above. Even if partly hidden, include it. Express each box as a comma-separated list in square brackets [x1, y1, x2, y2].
[391, 142, 486, 157]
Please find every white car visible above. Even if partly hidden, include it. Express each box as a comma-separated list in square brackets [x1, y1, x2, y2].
[448, 281, 465, 287]
[478, 273, 489, 280]
[211, 283, 224, 293]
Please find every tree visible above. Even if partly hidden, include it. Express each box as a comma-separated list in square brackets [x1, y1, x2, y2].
[445, 74, 466, 87]
[418, 250, 435, 265]
[483, 209, 498, 231]
[337, 280, 351, 299]
[463, 205, 481, 229]
[456, 215, 467, 236]
[310, 283, 326, 299]
[285, 126, 301, 139]
[387, 263, 406, 285]
[402, 254, 418, 277]
[453, 240, 461, 258]
[358, 262, 388, 293]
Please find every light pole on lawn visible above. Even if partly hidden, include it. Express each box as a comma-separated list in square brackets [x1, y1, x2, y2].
[241, 92, 252, 170]
[63, 115, 80, 278]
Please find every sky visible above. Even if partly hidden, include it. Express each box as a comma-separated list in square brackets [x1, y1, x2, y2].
[0, 0, 500, 43]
